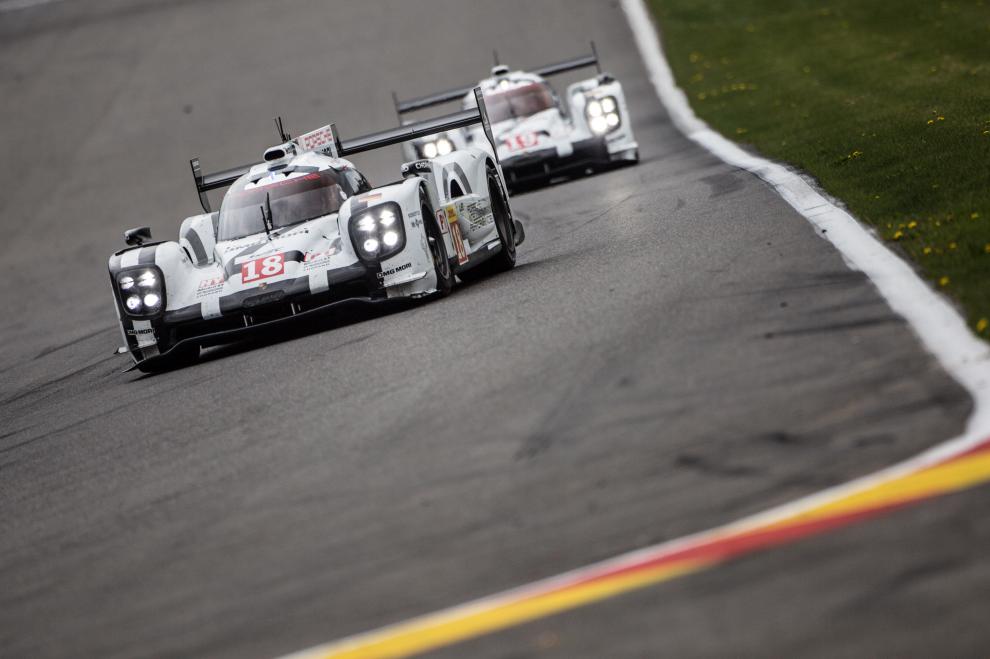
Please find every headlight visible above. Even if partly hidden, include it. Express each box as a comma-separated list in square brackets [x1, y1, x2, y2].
[116, 266, 165, 317]
[349, 202, 406, 262]
[587, 95, 621, 134]
[421, 137, 453, 159]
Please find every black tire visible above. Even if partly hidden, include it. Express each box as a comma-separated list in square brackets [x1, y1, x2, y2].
[458, 169, 516, 282]
[422, 195, 454, 298]
[136, 342, 199, 374]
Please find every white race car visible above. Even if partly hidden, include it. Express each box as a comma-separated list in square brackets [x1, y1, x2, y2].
[107, 89, 523, 373]
[394, 44, 638, 194]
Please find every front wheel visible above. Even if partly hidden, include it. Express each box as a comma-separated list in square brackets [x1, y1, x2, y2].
[458, 170, 516, 282]
[423, 197, 453, 298]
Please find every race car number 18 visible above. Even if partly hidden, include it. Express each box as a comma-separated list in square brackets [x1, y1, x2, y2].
[242, 254, 284, 283]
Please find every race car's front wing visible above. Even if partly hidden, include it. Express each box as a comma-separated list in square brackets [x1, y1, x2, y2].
[501, 136, 612, 188]
[125, 262, 387, 370]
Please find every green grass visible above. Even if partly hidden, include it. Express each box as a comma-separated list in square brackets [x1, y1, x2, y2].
[651, 0, 990, 336]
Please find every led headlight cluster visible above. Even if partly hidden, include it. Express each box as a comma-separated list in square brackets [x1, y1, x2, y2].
[116, 267, 164, 317]
[349, 202, 406, 262]
[420, 136, 453, 159]
[586, 95, 621, 135]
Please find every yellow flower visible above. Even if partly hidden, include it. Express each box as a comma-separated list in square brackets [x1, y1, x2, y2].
[923, 246, 933, 255]
[892, 230, 904, 240]
[939, 276, 950, 287]
[908, 221, 918, 229]
[949, 242, 958, 250]
[927, 119, 935, 125]
[978, 318, 989, 333]
[984, 243, 990, 253]
[972, 212, 981, 219]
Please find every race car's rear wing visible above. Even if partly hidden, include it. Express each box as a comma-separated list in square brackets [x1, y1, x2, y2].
[393, 41, 603, 116]
[190, 87, 499, 213]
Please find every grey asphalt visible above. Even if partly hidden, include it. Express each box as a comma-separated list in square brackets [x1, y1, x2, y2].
[0, 1, 984, 658]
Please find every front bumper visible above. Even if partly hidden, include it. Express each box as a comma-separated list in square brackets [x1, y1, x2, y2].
[124, 263, 384, 370]
[501, 136, 611, 187]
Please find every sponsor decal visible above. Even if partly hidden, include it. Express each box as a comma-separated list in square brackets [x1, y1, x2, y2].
[445, 204, 458, 224]
[298, 125, 337, 155]
[302, 239, 342, 270]
[225, 241, 264, 253]
[303, 247, 338, 263]
[241, 253, 285, 283]
[504, 133, 539, 152]
[197, 275, 225, 298]
[464, 200, 492, 230]
[126, 327, 155, 336]
[278, 227, 310, 239]
[243, 290, 285, 307]
[234, 247, 276, 263]
[377, 262, 413, 281]
[252, 172, 320, 190]
[436, 209, 449, 235]
[449, 222, 469, 265]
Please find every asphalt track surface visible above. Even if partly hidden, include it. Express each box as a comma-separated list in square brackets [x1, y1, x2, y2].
[0, 1, 986, 658]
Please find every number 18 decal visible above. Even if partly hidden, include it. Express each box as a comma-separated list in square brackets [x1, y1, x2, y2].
[241, 253, 285, 283]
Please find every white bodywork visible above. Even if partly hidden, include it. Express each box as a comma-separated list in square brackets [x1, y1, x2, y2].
[108, 140, 510, 366]
[404, 68, 638, 189]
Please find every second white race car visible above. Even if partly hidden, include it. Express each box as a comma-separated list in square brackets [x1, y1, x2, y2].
[394, 44, 639, 193]
[107, 89, 523, 373]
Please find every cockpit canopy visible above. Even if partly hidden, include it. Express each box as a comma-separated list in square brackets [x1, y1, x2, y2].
[483, 81, 557, 123]
[218, 166, 367, 241]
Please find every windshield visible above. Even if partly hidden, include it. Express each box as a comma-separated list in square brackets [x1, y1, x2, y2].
[218, 169, 349, 241]
[484, 83, 556, 123]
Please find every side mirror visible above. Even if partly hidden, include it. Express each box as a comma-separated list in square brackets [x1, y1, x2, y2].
[124, 226, 152, 246]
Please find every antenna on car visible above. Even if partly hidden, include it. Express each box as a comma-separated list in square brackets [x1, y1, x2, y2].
[391, 91, 402, 123]
[590, 40, 602, 74]
[274, 116, 291, 143]
[493, 49, 500, 66]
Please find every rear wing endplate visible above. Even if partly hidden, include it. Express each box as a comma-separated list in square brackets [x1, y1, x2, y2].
[190, 88, 498, 213]
[393, 41, 602, 117]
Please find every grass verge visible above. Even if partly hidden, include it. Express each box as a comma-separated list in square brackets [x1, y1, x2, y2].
[650, 0, 990, 336]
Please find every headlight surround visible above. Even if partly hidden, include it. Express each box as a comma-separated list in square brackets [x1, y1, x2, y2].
[586, 95, 621, 135]
[115, 265, 165, 317]
[349, 202, 406, 263]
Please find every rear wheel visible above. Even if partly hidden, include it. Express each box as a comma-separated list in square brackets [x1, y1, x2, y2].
[422, 196, 453, 298]
[458, 169, 516, 282]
